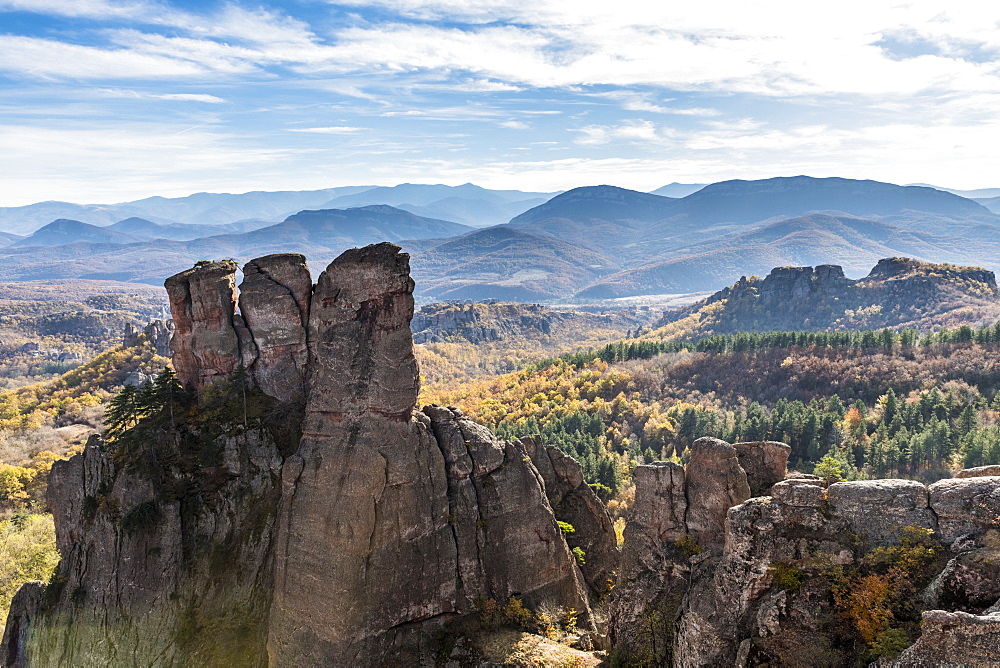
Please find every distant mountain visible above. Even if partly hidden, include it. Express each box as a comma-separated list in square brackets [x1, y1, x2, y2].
[105, 218, 259, 241]
[908, 183, 1000, 199]
[0, 206, 474, 283]
[507, 186, 686, 260]
[234, 205, 473, 252]
[319, 183, 557, 227]
[0, 231, 23, 248]
[0, 202, 136, 235]
[118, 187, 371, 226]
[5, 176, 1000, 303]
[14, 219, 143, 247]
[409, 226, 618, 301]
[0, 184, 554, 235]
[510, 185, 675, 226]
[977, 196, 1000, 214]
[649, 182, 706, 197]
[658, 176, 990, 225]
[653, 257, 1000, 337]
[575, 214, 1000, 298]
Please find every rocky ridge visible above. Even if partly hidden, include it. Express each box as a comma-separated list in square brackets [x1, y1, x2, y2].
[2, 245, 999, 666]
[1, 245, 603, 666]
[608, 437, 1000, 666]
[657, 257, 1000, 335]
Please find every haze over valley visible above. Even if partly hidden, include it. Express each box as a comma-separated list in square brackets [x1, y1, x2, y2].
[2, 176, 1000, 305]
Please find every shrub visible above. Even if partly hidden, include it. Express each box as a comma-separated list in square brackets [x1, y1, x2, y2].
[119, 500, 161, 535]
[768, 561, 805, 590]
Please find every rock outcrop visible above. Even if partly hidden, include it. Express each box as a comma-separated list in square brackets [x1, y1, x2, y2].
[609, 444, 1000, 666]
[164, 259, 240, 389]
[123, 318, 174, 356]
[685, 437, 752, 554]
[520, 436, 620, 597]
[2, 244, 594, 667]
[734, 440, 791, 497]
[657, 257, 1000, 335]
[237, 253, 311, 403]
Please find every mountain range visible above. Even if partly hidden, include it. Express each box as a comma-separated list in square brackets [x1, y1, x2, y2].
[0, 183, 556, 236]
[2, 176, 1000, 301]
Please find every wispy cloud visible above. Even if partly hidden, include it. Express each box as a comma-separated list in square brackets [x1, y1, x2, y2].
[288, 126, 365, 134]
[3, 0, 1000, 204]
[95, 88, 224, 102]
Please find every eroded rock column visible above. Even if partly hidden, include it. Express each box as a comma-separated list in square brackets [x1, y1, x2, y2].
[238, 253, 312, 402]
[165, 260, 240, 389]
[268, 243, 458, 664]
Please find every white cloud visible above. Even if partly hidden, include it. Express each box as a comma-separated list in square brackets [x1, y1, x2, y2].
[499, 120, 528, 129]
[0, 35, 208, 79]
[312, 2, 1000, 98]
[574, 120, 672, 145]
[0, 121, 298, 204]
[0, 0, 154, 19]
[95, 88, 224, 102]
[288, 126, 364, 134]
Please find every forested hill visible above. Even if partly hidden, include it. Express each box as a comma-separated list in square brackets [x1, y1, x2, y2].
[654, 257, 1000, 339]
[427, 321, 1000, 495]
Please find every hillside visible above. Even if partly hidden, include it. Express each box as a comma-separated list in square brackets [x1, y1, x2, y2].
[663, 175, 990, 223]
[651, 257, 1000, 340]
[14, 219, 143, 247]
[577, 214, 1000, 298]
[408, 226, 618, 301]
[105, 217, 263, 241]
[978, 195, 1000, 214]
[4, 177, 1000, 299]
[412, 300, 654, 388]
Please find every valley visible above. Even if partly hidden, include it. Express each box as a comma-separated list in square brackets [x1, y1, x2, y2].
[2, 177, 1000, 304]
[1, 179, 1000, 666]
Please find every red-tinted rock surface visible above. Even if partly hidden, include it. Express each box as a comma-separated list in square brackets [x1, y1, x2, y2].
[1, 244, 595, 668]
[164, 260, 240, 389]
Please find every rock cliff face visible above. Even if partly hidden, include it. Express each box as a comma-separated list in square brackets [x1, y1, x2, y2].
[4, 244, 999, 666]
[1, 244, 595, 667]
[608, 443, 1000, 667]
[658, 257, 1000, 335]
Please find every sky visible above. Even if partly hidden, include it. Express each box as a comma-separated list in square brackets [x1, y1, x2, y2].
[1, 0, 999, 206]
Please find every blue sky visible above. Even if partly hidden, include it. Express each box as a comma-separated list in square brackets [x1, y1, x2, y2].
[1, 0, 999, 205]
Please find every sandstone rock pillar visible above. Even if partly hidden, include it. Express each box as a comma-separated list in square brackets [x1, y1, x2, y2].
[164, 260, 240, 389]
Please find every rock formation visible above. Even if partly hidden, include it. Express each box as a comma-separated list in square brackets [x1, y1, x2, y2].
[4, 244, 999, 666]
[608, 440, 1000, 667]
[657, 257, 1000, 335]
[163, 259, 241, 389]
[520, 436, 620, 597]
[2, 244, 595, 667]
[123, 319, 174, 356]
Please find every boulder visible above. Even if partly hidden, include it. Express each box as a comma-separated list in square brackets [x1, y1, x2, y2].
[925, 549, 1000, 612]
[734, 441, 791, 497]
[826, 479, 935, 546]
[891, 610, 1000, 667]
[929, 476, 1000, 544]
[956, 465, 1000, 478]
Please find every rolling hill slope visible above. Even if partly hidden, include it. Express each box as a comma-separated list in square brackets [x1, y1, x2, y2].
[576, 214, 1000, 298]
